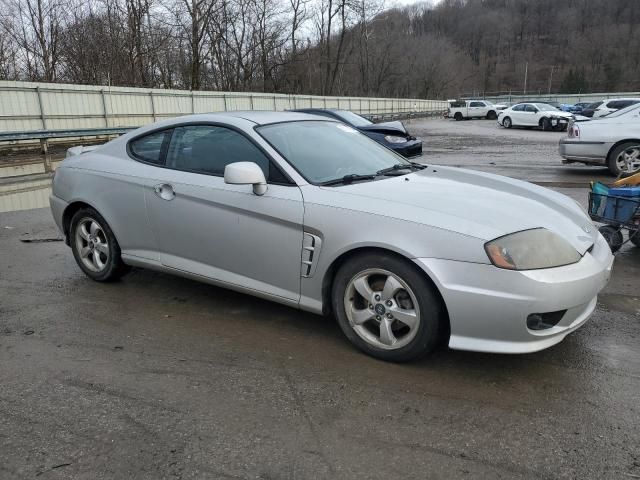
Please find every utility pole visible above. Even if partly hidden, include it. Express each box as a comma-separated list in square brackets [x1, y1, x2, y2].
[523, 62, 528, 96]
[548, 66, 554, 95]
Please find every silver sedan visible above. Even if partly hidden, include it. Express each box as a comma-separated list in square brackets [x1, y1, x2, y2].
[560, 103, 640, 175]
[50, 112, 613, 361]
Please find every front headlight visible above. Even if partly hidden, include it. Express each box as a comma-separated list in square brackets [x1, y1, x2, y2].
[484, 228, 581, 270]
[385, 135, 408, 144]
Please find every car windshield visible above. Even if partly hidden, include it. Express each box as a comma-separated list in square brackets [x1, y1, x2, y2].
[587, 101, 603, 109]
[598, 103, 640, 119]
[332, 110, 373, 127]
[535, 103, 560, 111]
[257, 120, 409, 184]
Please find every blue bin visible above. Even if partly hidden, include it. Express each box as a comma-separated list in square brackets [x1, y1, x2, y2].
[608, 186, 640, 197]
[603, 195, 640, 223]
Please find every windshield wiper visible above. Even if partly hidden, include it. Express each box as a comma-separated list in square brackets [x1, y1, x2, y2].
[376, 162, 426, 176]
[320, 174, 377, 186]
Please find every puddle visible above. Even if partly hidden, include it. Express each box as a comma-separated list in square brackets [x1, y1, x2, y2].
[0, 157, 63, 213]
[0, 178, 53, 213]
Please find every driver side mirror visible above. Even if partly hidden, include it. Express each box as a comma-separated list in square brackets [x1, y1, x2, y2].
[224, 162, 267, 196]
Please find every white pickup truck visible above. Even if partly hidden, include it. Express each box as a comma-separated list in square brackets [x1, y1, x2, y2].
[447, 100, 508, 121]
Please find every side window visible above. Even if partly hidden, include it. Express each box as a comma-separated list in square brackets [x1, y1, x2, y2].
[129, 130, 171, 165]
[524, 104, 538, 112]
[165, 125, 276, 180]
[512, 104, 525, 112]
[469, 101, 484, 107]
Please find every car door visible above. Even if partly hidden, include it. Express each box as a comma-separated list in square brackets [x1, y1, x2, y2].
[520, 104, 538, 126]
[509, 104, 526, 125]
[142, 124, 305, 302]
[468, 101, 484, 117]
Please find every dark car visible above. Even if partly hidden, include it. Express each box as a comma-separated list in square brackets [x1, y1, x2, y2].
[580, 101, 604, 118]
[291, 108, 422, 158]
[572, 102, 592, 114]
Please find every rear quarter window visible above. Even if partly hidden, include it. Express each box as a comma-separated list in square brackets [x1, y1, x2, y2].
[129, 130, 172, 165]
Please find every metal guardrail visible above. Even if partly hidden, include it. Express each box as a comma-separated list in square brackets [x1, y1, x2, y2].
[0, 127, 134, 154]
[0, 110, 446, 155]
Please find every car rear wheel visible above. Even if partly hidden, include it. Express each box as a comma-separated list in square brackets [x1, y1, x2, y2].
[502, 116, 512, 128]
[332, 252, 445, 362]
[607, 142, 640, 176]
[454, 112, 463, 121]
[629, 229, 640, 248]
[70, 208, 129, 282]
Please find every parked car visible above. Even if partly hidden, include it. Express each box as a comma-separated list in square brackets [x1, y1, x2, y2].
[291, 108, 422, 158]
[593, 98, 640, 118]
[50, 111, 613, 362]
[571, 102, 592, 114]
[447, 99, 508, 120]
[581, 99, 640, 118]
[497, 103, 574, 130]
[579, 101, 603, 118]
[560, 103, 640, 175]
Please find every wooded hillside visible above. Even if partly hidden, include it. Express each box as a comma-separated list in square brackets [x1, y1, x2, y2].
[1, 0, 637, 98]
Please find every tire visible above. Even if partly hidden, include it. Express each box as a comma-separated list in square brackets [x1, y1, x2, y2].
[454, 112, 463, 121]
[502, 116, 512, 129]
[486, 110, 497, 120]
[541, 117, 552, 131]
[332, 252, 445, 362]
[629, 229, 640, 248]
[606, 142, 640, 176]
[598, 225, 623, 253]
[69, 207, 129, 282]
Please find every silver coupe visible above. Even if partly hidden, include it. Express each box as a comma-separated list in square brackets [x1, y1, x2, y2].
[50, 112, 614, 361]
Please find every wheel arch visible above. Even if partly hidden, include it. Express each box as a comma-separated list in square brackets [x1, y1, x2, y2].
[62, 200, 121, 246]
[606, 139, 640, 162]
[320, 246, 451, 338]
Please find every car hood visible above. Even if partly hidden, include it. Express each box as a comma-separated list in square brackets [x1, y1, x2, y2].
[357, 121, 407, 135]
[320, 166, 596, 254]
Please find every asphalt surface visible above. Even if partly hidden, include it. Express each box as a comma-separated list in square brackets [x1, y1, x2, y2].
[1, 118, 639, 479]
[407, 117, 613, 186]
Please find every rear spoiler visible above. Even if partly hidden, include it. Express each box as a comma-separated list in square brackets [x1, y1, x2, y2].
[66, 145, 100, 158]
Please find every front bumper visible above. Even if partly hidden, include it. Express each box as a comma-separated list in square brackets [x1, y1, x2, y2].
[414, 233, 614, 354]
[390, 139, 423, 158]
[559, 139, 609, 165]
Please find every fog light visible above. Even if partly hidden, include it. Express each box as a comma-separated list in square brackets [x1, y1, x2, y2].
[527, 311, 566, 330]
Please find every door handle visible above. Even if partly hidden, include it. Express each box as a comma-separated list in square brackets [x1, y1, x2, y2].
[153, 183, 175, 201]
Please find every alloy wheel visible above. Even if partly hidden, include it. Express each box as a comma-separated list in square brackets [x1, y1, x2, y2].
[616, 146, 640, 173]
[343, 268, 421, 350]
[75, 217, 110, 272]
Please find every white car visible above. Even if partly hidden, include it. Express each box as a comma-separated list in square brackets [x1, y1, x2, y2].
[560, 103, 640, 175]
[591, 98, 640, 118]
[498, 103, 574, 131]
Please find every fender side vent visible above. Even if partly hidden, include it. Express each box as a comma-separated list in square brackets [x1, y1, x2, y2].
[301, 233, 322, 278]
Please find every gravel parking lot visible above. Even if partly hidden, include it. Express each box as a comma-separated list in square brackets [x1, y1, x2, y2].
[1, 117, 639, 479]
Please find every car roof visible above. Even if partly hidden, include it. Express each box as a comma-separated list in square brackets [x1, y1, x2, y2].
[217, 110, 334, 124]
[291, 108, 342, 113]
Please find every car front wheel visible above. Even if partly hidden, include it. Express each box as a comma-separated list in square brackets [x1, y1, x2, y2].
[70, 207, 129, 282]
[502, 116, 512, 128]
[332, 252, 445, 362]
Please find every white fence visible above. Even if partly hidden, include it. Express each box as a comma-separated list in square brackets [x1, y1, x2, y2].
[0, 81, 448, 132]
